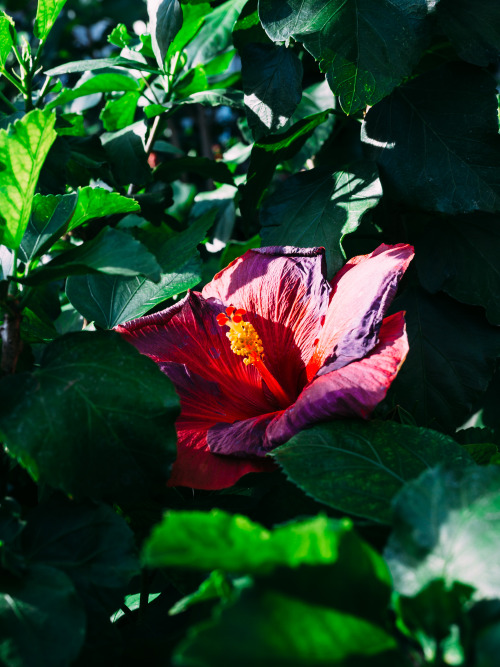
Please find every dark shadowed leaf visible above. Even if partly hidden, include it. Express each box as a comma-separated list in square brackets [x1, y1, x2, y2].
[0, 564, 85, 667]
[175, 583, 399, 667]
[0, 109, 57, 249]
[19, 192, 78, 262]
[259, 0, 427, 114]
[240, 110, 331, 219]
[388, 287, 500, 433]
[0, 331, 179, 503]
[154, 156, 234, 184]
[101, 121, 152, 186]
[273, 420, 471, 523]
[241, 43, 302, 140]
[21, 227, 162, 285]
[415, 212, 500, 325]
[362, 63, 500, 214]
[435, 0, 500, 67]
[66, 211, 214, 327]
[22, 497, 139, 590]
[260, 162, 381, 277]
[385, 464, 500, 599]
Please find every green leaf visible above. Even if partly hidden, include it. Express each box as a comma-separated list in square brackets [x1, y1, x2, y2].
[362, 63, 500, 214]
[45, 57, 161, 76]
[169, 570, 233, 615]
[22, 497, 139, 590]
[19, 192, 78, 262]
[0, 331, 179, 503]
[101, 121, 152, 186]
[143, 511, 352, 572]
[232, 0, 270, 50]
[46, 72, 140, 110]
[148, 0, 183, 70]
[180, 89, 244, 108]
[34, 0, 68, 41]
[0, 12, 15, 70]
[385, 464, 500, 600]
[175, 583, 398, 667]
[273, 420, 471, 523]
[241, 43, 302, 140]
[259, 0, 427, 114]
[435, 0, 500, 67]
[108, 23, 133, 48]
[388, 287, 500, 433]
[20, 308, 58, 343]
[66, 210, 214, 328]
[260, 162, 382, 278]
[0, 109, 57, 249]
[99, 91, 140, 131]
[462, 443, 498, 465]
[67, 186, 141, 231]
[167, 1, 211, 57]
[0, 564, 85, 667]
[21, 227, 162, 285]
[416, 212, 500, 326]
[184, 0, 247, 68]
[240, 109, 331, 219]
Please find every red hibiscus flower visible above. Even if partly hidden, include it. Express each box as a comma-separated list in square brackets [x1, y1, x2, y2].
[117, 244, 414, 490]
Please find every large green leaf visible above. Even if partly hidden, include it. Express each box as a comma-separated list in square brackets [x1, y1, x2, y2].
[67, 186, 141, 231]
[0, 564, 85, 667]
[415, 212, 500, 326]
[66, 211, 214, 328]
[99, 91, 140, 131]
[435, 0, 500, 67]
[175, 584, 398, 667]
[46, 72, 140, 110]
[362, 63, 500, 214]
[259, 0, 427, 114]
[184, 0, 247, 68]
[388, 287, 500, 433]
[45, 57, 161, 77]
[143, 511, 352, 573]
[241, 43, 302, 140]
[260, 162, 381, 278]
[22, 497, 139, 590]
[21, 227, 162, 285]
[0, 12, 15, 70]
[147, 0, 183, 70]
[0, 331, 179, 503]
[385, 464, 500, 600]
[0, 109, 57, 249]
[34, 0, 67, 40]
[272, 421, 471, 523]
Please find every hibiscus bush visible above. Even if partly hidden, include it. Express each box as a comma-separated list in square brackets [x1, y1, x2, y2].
[1, 0, 500, 664]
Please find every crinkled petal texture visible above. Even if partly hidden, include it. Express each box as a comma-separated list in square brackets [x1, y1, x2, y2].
[117, 243, 413, 490]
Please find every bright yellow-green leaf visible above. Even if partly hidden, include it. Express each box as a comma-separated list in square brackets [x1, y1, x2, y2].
[34, 0, 68, 41]
[0, 109, 57, 249]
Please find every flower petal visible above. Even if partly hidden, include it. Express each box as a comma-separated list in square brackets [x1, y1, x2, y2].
[203, 246, 331, 397]
[306, 244, 414, 380]
[117, 291, 273, 420]
[169, 422, 276, 490]
[207, 412, 279, 458]
[265, 312, 409, 448]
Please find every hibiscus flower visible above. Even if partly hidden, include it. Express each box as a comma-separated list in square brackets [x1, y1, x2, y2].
[117, 244, 413, 490]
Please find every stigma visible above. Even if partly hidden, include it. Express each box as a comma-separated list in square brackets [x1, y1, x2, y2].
[216, 306, 292, 409]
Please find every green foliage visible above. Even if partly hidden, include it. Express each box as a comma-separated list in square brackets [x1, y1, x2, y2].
[0, 0, 499, 663]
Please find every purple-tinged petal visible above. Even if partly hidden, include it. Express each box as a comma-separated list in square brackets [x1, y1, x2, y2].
[207, 412, 279, 458]
[168, 422, 276, 490]
[265, 312, 409, 448]
[117, 291, 274, 421]
[203, 246, 331, 397]
[306, 244, 414, 381]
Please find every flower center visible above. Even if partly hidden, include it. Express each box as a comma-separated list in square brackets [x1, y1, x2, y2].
[216, 306, 292, 410]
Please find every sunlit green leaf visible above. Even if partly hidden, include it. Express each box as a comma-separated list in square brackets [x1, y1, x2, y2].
[0, 109, 57, 249]
[34, 0, 68, 41]
[0, 11, 15, 70]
